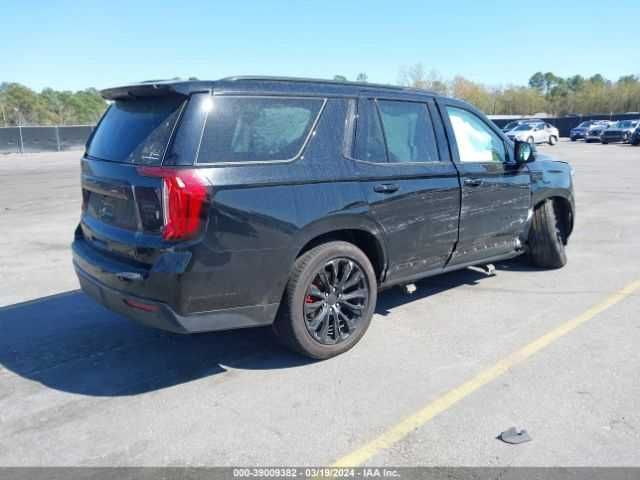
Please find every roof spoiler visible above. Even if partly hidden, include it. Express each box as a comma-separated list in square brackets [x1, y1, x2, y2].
[100, 81, 209, 100]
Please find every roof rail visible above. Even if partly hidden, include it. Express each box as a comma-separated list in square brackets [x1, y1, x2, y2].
[218, 75, 437, 95]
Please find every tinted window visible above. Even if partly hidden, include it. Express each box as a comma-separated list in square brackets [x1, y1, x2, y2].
[447, 107, 506, 163]
[197, 96, 323, 163]
[377, 101, 439, 163]
[87, 95, 185, 165]
[353, 100, 386, 162]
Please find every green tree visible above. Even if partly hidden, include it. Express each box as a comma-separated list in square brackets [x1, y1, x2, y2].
[618, 74, 638, 85]
[0, 83, 47, 125]
[528, 72, 545, 92]
[567, 75, 585, 92]
[333, 75, 348, 82]
[0, 82, 107, 126]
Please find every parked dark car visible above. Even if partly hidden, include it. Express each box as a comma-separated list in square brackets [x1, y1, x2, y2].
[630, 126, 640, 146]
[72, 77, 575, 359]
[570, 121, 602, 141]
[601, 120, 640, 144]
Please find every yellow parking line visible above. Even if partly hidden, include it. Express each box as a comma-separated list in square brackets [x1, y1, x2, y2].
[333, 280, 640, 467]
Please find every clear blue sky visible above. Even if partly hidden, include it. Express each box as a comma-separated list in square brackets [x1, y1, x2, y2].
[2, 0, 638, 92]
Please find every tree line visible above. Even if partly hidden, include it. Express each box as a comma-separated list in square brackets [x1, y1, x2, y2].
[0, 82, 107, 126]
[2, 68, 639, 127]
[340, 66, 640, 116]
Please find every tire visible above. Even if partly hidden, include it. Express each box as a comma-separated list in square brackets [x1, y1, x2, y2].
[601, 140, 608, 144]
[570, 137, 576, 142]
[273, 241, 377, 359]
[527, 136, 535, 145]
[548, 135, 558, 145]
[528, 200, 567, 269]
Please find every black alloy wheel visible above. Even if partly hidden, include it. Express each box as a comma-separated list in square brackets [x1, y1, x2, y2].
[303, 258, 369, 345]
[273, 241, 377, 359]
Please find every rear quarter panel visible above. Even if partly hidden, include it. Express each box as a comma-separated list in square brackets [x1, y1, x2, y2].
[180, 97, 377, 315]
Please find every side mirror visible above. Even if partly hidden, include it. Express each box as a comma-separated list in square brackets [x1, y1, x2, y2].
[514, 140, 535, 164]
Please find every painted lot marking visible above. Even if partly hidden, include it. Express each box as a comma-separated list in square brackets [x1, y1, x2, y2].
[333, 280, 640, 467]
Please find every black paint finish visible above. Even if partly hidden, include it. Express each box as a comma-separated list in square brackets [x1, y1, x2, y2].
[72, 77, 575, 334]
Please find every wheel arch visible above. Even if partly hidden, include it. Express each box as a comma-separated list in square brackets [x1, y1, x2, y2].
[291, 217, 388, 283]
[534, 195, 574, 240]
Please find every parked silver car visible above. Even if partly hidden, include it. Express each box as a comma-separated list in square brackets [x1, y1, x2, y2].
[584, 121, 612, 143]
[506, 122, 560, 145]
[601, 120, 640, 144]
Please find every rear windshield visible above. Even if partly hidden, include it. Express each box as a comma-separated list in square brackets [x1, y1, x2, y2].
[87, 95, 184, 164]
[196, 96, 324, 163]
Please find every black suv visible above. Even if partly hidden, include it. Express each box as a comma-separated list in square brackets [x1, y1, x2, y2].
[73, 77, 575, 359]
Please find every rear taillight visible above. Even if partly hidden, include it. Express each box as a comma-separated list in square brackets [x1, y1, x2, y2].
[137, 167, 208, 241]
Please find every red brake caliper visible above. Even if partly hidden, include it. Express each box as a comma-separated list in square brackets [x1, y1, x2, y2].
[306, 282, 320, 304]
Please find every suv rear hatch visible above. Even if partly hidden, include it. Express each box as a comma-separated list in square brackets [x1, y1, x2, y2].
[79, 90, 208, 266]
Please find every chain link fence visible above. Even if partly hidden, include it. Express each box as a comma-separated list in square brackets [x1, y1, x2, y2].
[0, 125, 94, 154]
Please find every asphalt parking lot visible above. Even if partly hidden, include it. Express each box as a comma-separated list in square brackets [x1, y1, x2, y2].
[1, 140, 639, 467]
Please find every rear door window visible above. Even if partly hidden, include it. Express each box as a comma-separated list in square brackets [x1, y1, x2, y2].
[87, 95, 185, 165]
[196, 96, 324, 163]
[377, 100, 440, 163]
[353, 99, 387, 162]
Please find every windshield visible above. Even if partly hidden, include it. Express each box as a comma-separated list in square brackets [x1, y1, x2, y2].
[577, 121, 592, 128]
[617, 121, 635, 128]
[503, 121, 519, 130]
[87, 95, 185, 164]
[514, 124, 533, 131]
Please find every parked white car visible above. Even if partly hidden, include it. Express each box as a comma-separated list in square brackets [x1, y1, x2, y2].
[506, 122, 560, 145]
[501, 118, 543, 133]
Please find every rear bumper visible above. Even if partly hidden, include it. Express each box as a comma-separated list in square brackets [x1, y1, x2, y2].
[72, 231, 279, 334]
[75, 264, 278, 333]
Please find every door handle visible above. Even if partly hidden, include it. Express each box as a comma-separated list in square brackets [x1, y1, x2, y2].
[374, 183, 399, 194]
[463, 178, 482, 187]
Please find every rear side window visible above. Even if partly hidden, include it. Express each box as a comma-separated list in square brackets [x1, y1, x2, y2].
[377, 100, 439, 163]
[87, 95, 185, 165]
[353, 100, 386, 162]
[196, 96, 324, 163]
